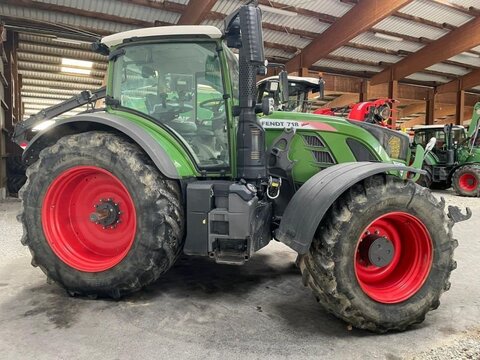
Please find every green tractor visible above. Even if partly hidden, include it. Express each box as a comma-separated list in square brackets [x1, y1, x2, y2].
[413, 104, 480, 196]
[13, 4, 470, 332]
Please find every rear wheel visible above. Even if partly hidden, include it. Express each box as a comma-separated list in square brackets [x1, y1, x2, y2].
[452, 165, 480, 197]
[299, 175, 456, 332]
[19, 131, 184, 298]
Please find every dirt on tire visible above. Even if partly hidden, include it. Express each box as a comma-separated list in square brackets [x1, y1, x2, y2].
[18, 131, 184, 298]
[299, 175, 456, 332]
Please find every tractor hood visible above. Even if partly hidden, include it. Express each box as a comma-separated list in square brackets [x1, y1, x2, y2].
[261, 111, 410, 164]
[260, 111, 347, 130]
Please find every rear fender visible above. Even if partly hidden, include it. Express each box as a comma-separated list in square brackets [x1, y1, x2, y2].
[23, 112, 188, 179]
[275, 162, 425, 254]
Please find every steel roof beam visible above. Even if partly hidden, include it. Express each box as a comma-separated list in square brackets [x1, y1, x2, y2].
[118, 0, 185, 13]
[3, 0, 173, 28]
[177, 0, 217, 25]
[284, 0, 414, 73]
[436, 68, 480, 94]
[370, 16, 480, 85]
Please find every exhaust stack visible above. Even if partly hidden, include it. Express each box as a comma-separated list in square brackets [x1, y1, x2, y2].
[225, 4, 267, 180]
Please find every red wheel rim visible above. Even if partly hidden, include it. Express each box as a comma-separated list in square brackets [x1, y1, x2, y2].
[42, 166, 136, 272]
[354, 212, 433, 304]
[459, 173, 478, 192]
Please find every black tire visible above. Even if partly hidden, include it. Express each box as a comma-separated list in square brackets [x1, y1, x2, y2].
[18, 131, 184, 298]
[451, 165, 480, 197]
[299, 175, 456, 332]
[417, 164, 432, 188]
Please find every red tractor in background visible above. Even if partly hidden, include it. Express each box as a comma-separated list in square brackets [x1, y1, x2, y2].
[314, 98, 397, 128]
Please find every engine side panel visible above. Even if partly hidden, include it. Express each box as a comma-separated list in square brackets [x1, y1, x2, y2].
[261, 112, 402, 185]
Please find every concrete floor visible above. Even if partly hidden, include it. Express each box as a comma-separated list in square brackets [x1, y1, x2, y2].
[0, 191, 479, 360]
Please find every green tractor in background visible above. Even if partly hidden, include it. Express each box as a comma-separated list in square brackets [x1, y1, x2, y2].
[13, 4, 470, 332]
[413, 103, 480, 196]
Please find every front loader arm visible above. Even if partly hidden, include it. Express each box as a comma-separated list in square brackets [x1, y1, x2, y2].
[467, 102, 480, 139]
[12, 87, 106, 145]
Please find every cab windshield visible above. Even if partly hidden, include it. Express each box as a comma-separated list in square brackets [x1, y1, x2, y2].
[112, 41, 229, 168]
[414, 128, 466, 150]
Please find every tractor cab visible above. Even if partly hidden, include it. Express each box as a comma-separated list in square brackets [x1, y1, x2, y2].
[102, 26, 237, 169]
[413, 125, 466, 162]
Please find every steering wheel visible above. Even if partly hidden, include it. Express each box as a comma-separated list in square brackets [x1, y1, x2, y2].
[151, 103, 193, 122]
[199, 98, 224, 113]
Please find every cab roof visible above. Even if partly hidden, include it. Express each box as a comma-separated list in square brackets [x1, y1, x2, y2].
[257, 75, 320, 87]
[413, 125, 465, 130]
[101, 25, 223, 48]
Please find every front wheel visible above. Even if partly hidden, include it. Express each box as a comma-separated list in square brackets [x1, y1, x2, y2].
[19, 131, 184, 298]
[452, 165, 480, 197]
[299, 175, 456, 332]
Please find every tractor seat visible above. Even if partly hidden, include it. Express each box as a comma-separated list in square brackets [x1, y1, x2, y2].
[435, 140, 445, 149]
[145, 93, 197, 135]
[169, 119, 197, 135]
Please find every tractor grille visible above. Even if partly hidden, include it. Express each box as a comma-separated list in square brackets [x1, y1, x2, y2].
[303, 135, 325, 147]
[312, 150, 335, 164]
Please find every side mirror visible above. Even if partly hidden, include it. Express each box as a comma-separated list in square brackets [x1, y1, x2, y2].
[262, 97, 274, 116]
[425, 137, 437, 153]
[278, 70, 289, 103]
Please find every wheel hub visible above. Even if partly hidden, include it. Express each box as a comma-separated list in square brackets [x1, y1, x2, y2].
[459, 173, 478, 191]
[354, 212, 433, 304]
[90, 199, 122, 229]
[367, 236, 394, 267]
[42, 166, 137, 272]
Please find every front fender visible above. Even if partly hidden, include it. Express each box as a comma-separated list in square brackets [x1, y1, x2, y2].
[423, 151, 439, 166]
[23, 112, 196, 179]
[409, 144, 425, 182]
[275, 162, 425, 254]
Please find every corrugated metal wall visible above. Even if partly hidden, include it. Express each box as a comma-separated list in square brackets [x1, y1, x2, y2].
[17, 33, 107, 120]
[0, 36, 6, 200]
